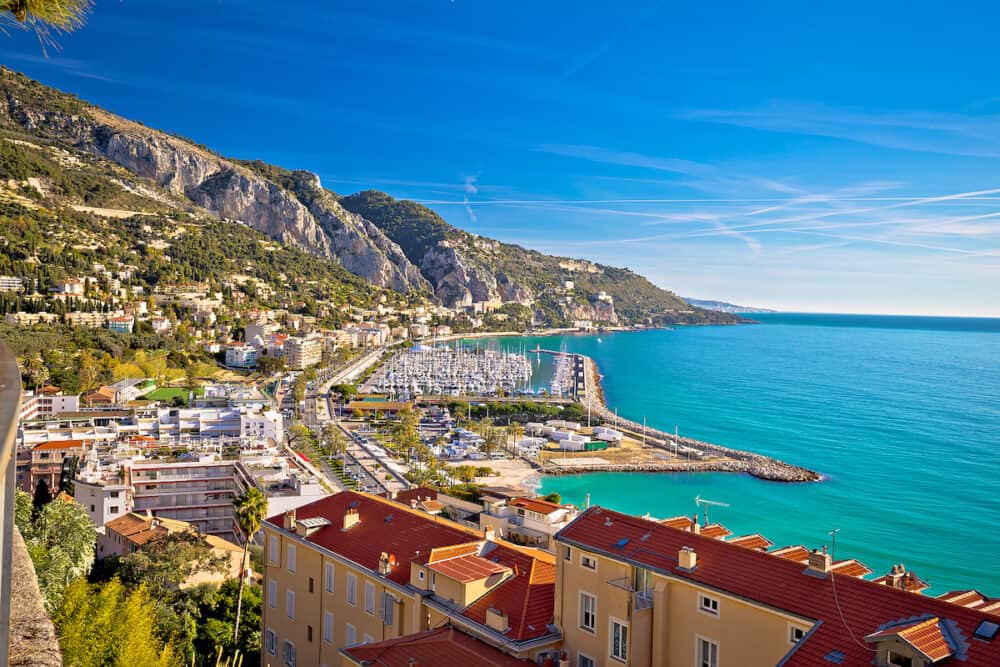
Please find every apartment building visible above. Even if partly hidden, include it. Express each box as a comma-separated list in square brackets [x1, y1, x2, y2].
[74, 473, 130, 530]
[261, 491, 562, 667]
[478, 494, 579, 552]
[225, 343, 258, 369]
[285, 336, 323, 370]
[128, 459, 254, 539]
[554, 506, 1000, 667]
[24, 439, 86, 493]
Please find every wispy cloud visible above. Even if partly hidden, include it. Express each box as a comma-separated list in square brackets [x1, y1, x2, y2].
[679, 103, 1000, 158]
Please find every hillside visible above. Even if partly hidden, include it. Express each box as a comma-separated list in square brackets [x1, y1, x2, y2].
[0, 68, 737, 326]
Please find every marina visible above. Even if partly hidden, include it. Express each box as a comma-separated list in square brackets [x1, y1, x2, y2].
[367, 345, 533, 397]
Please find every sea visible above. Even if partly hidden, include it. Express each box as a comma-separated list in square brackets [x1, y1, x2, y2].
[474, 313, 1000, 595]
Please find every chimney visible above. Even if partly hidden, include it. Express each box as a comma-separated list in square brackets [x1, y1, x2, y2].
[283, 508, 296, 532]
[806, 546, 833, 576]
[144, 509, 153, 519]
[342, 508, 360, 531]
[678, 546, 697, 571]
[585, 493, 591, 509]
[690, 514, 700, 534]
[485, 607, 508, 632]
[483, 526, 496, 542]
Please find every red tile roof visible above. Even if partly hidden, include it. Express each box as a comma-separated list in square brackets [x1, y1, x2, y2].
[699, 523, 732, 539]
[428, 554, 510, 583]
[728, 533, 774, 551]
[266, 492, 556, 643]
[342, 627, 532, 666]
[557, 506, 1000, 666]
[832, 558, 874, 578]
[32, 439, 86, 452]
[936, 590, 1000, 615]
[509, 497, 564, 515]
[866, 617, 953, 662]
[393, 486, 438, 507]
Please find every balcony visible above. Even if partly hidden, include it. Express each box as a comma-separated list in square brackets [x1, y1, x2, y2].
[606, 577, 655, 612]
[1, 343, 62, 664]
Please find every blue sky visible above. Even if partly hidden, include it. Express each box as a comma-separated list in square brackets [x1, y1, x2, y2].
[3, 1, 1000, 315]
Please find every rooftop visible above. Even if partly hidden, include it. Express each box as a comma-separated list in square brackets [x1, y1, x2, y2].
[556, 506, 1000, 666]
[341, 626, 532, 666]
[509, 497, 566, 515]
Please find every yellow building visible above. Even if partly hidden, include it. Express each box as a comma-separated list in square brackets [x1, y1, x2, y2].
[260, 491, 562, 667]
[554, 507, 1000, 667]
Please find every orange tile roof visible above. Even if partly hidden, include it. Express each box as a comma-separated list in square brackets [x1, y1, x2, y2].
[728, 533, 774, 551]
[393, 486, 438, 506]
[557, 506, 1000, 666]
[428, 554, 511, 583]
[771, 545, 811, 563]
[266, 492, 556, 643]
[832, 558, 874, 578]
[700, 523, 732, 539]
[936, 589, 1000, 614]
[660, 514, 696, 530]
[32, 439, 86, 452]
[866, 617, 954, 661]
[342, 627, 532, 667]
[509, 497, 564, 515]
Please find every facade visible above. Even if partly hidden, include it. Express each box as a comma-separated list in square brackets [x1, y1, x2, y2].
[127, 459, 255, 539]
[225, 344, 258, 369]
[554, 507, 1000, 667]
[0, 275, 24, 292]
[478, 495, 579, 552]
[261, 491, 561, 667]
[107, 315, 135, 333]
[285, 336, 323, 370]
[25, 439, 86, 493]
[74, 475, 130, 531]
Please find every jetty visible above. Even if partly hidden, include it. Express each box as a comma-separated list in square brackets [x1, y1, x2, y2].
[537, 349, 820, 483]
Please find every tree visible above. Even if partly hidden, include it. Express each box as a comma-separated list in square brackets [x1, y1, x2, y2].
[119, 531, 229, 599]
[54, 578, 179, 667]
[15, 491, 97, 612]
[232, 487, 267, 644]
[542, 492, 562, 504]
[32, 478, 52, 513]
[78, 349, 98, 392]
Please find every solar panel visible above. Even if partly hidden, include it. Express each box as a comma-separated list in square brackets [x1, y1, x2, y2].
[823, 651, 846, 664]
[974, 620, 999, 641]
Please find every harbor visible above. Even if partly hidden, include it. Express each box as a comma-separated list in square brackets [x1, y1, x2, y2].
[366, 344, 533, 398]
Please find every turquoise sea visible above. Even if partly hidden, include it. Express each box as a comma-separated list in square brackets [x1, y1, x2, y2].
[481, 313, 1000, 595]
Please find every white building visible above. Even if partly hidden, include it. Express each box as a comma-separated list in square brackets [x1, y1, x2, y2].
[225, 344, 258, 369]
[74, 475, 131, 533]
[285, 335, 322, 370]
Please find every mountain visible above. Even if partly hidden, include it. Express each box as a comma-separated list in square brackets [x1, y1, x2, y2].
[0, 68, 737, 326]
[684, 298, 776, 314]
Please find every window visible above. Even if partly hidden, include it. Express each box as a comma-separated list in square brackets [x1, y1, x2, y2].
[268, 580, 277, 608]
[308, 577, 314, 594]
[287, 544, 296, 573]
[286, 589, 295, 619]
[345, 623, 357, 647]
[269, 535, 279, 564]
[382, 592, 395, 626]
[789, 625, 805, 644]
[281, 640, 296, 667]
[307, 625, 313, 643]
[265, 629, 276, 655]
[109, 505, 119, 514]
[364, 581, 375, 614]
[577, 654, 595, 667]
[579, 592, 597, 632]
[581, 554, 597, 570]
[699, 594, 719, 616]
[90, 504, 95, 512]
[697, 636, 719, 667]
[563, 545, 572, 561]
[610, 619, 628, 662]
[887, 653, 913, 667]
[346, 573, 357, 605]
[325, 563, 335, 593]
[323, 611, 333, 643]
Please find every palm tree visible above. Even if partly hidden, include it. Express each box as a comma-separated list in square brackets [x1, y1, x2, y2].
[2, 0, 91, 47]
[232, 487, 267, 644]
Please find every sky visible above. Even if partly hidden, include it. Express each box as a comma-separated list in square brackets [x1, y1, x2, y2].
[3, 1, 1000, 316]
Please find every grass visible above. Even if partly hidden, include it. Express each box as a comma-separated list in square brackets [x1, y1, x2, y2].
[143, 386, 204, 401]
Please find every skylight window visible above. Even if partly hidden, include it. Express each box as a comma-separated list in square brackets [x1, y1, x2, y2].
[614, 537, 630, 549]
[974, 620, 999, 641]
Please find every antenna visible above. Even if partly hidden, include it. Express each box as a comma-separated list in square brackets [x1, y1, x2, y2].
[694, 495, 729, 525]
[828, 528, 841, 560]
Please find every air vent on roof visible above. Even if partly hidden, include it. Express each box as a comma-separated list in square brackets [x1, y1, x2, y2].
[614, 537, 630, 549]
[384, 514, 394, 523]
[348, 501, 360, 509]
[640, 532, 651, 541]
[974, 620, 999, 641]
[604, 518, 613, 527]
[823, 650, 845, 664]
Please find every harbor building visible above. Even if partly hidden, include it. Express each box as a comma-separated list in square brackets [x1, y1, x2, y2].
[260, 491, 562, 667]
[554, 506, 1000, 667]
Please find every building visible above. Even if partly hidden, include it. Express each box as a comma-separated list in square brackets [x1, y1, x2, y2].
[99, 512, 244, 586]
[225, 343, 258, 369]
[74, 474, 130, 531]
[64, 311, 106, 328]
[25, 439, 86, 493]
[478, 495, 578, 552]
[285, 336, 323, 370]
[0, 275, 24, 292]
[106, 315, 135, 334]
[128, 459, 255, 540]
[107, 378, 153, 404]
[261, 491, 561, 667]
[554, 506, 1000, 667]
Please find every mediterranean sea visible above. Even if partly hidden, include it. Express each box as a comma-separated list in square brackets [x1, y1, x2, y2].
[481, 313, 1000, 594]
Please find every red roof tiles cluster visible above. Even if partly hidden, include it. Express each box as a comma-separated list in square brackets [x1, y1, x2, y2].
[865, 617, 954, 662]
[266, 491, 557, 644]
[556, 506, 1000, 666]
[342, 626, 532, 666]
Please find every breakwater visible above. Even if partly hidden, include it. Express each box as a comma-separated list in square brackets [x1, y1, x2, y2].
[577, 355, 821, 482]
